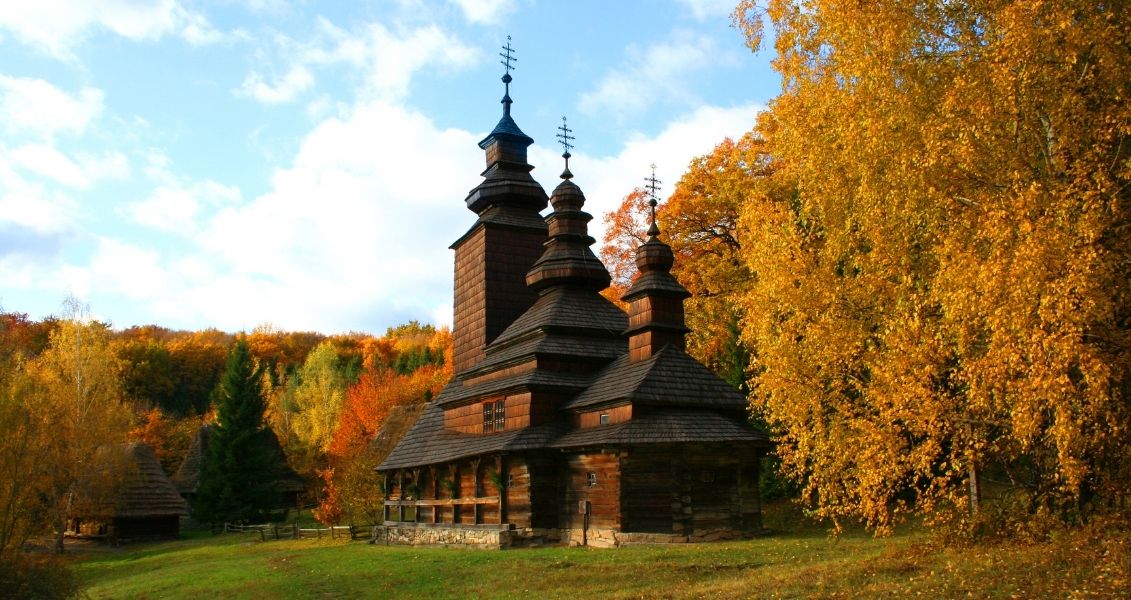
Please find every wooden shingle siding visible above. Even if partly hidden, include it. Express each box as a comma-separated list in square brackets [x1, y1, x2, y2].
[443, 393, 532, 433]
[452, 225, 487, 373]
[577, 404, 632, 428]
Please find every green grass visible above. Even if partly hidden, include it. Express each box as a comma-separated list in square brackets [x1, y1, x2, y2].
[73, 506, 1128, 599]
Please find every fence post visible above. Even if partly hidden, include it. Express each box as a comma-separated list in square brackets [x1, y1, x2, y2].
[293, 523, 298, 539]
[274, 524, 279, 540]
[260, 527, 265, 542]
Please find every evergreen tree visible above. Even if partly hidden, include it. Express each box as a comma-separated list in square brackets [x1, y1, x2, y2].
[194, 338, 282, 524]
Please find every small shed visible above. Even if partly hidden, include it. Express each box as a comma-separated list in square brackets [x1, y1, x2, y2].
[173, 424, 306, 510]
[69, 443, 188, 541]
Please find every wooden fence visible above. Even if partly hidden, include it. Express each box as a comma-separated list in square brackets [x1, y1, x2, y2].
[222, 522, 370, 542]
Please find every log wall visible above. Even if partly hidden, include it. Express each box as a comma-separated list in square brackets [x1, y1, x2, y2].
[559, 451, 621, 531]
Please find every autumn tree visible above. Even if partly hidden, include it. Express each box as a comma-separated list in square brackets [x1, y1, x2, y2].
[30, 301, 133, 551]
[129, 408, 198, 476]
[281, 341, 353, 474]
[194, 339, 283, 524]
[0, 311, 58, 359]
[115, 338, 176, 413]
[665, 134, 775, 391]
[600, 188, 652, 308]
[165, 329, 230, 416]
[0, 350, 51, 557]
[733, 0, 1131, 533]
[314, 327, 451, 524]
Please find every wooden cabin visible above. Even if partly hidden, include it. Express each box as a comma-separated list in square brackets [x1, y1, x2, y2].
[173, 424, 306, 511]
[375, 58, 769, 548]
[68, 443, 188, 542]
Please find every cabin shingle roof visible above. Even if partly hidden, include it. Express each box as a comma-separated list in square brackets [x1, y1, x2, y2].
[563, 346, 748, 411]
[115, 443, 189, 518]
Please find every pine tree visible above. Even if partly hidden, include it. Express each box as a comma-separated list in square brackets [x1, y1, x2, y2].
[194, 338, 282, 524]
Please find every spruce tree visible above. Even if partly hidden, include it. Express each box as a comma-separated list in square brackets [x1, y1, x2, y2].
[193, 338, 282, 524]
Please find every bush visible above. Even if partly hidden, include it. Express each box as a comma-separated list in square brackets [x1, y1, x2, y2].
[0, 553, 82, 600]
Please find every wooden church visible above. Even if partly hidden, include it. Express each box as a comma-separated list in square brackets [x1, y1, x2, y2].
[375, 42, 769, 548]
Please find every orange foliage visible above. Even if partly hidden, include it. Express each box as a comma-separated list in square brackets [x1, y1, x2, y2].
[326, 363, 448, 461]
[599, 188, 651, 309]
[128, 408, 198, 476]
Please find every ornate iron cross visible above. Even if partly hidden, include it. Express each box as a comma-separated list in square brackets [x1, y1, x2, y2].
[499, 35, 516, 74]
[645, 164, 662, 235]
[556, 116, 575, 156]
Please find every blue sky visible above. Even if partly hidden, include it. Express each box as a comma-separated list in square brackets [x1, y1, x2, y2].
[0, 0, 778, 334]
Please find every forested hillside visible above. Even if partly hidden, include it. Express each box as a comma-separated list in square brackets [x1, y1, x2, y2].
[0, 308, 451, 554]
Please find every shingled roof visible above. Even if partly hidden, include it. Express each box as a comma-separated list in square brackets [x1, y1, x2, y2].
[490, 287, 627, 348]
[563, 345, 748, 411]
[551, 409, 769, 449]
[172, 424, 305, 495]
[115, 443, 189, 518]
[379, 402, 570, 470]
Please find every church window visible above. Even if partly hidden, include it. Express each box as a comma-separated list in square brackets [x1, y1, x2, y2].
[599, 413, 610, 425]
[587, 471, 598, 486]
[483, 399, 506, 433]
[494, 399, 506, 431]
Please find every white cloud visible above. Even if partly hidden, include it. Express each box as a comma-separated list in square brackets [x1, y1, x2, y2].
[238, 65, 315, 104]
[674, 0, 736, 21]
[127, 179, 240, 234]
[578, 31, 723, 119]
[0, 184, 75, 235]
[68, 100, 483, 332]
[0, 76, 104, 139]
[5, 145, 128, 189]
[0, 0, 227, 59]
[360, 23, 480, 100]
[88, 237, 169, 300]
[238, 18, 480, 105]
[448, 0, 516, 24]
[7, 145, 89, 188]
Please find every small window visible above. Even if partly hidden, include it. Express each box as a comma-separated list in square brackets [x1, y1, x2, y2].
[586, 471, 598, 487]
[599, 413, 610, 425]
[507, 473, 515, 488]
[483, 402, 494, 433]
[494, 399, 506, 431]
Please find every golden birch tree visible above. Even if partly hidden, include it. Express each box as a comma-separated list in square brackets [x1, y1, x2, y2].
[734, 0, 1131, 533]
[30, 301, 133, 551]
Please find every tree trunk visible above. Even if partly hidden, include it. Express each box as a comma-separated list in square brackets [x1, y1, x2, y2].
[967, 463, 980, 517]
[54, 492, 73, 554]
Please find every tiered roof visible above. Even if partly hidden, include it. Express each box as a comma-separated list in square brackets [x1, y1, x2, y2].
[377, 46, 767, 472]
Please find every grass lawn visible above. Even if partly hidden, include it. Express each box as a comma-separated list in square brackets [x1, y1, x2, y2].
[73, 507, 1128, 599]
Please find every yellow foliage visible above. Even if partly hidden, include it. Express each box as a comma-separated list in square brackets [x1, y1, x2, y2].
[734, 0, 1131, 532]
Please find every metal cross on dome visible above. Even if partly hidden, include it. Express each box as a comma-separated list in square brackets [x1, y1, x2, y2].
[556, 116, 575, 179]
[557, 116, 574, 155]
[645, 164, 662, 236]
[499, 35, 516, 75]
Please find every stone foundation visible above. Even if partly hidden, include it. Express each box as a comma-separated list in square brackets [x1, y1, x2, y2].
[373, 523, 756, 549]
[371, 523, 514, 548]
[561, 527, 753, 547]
